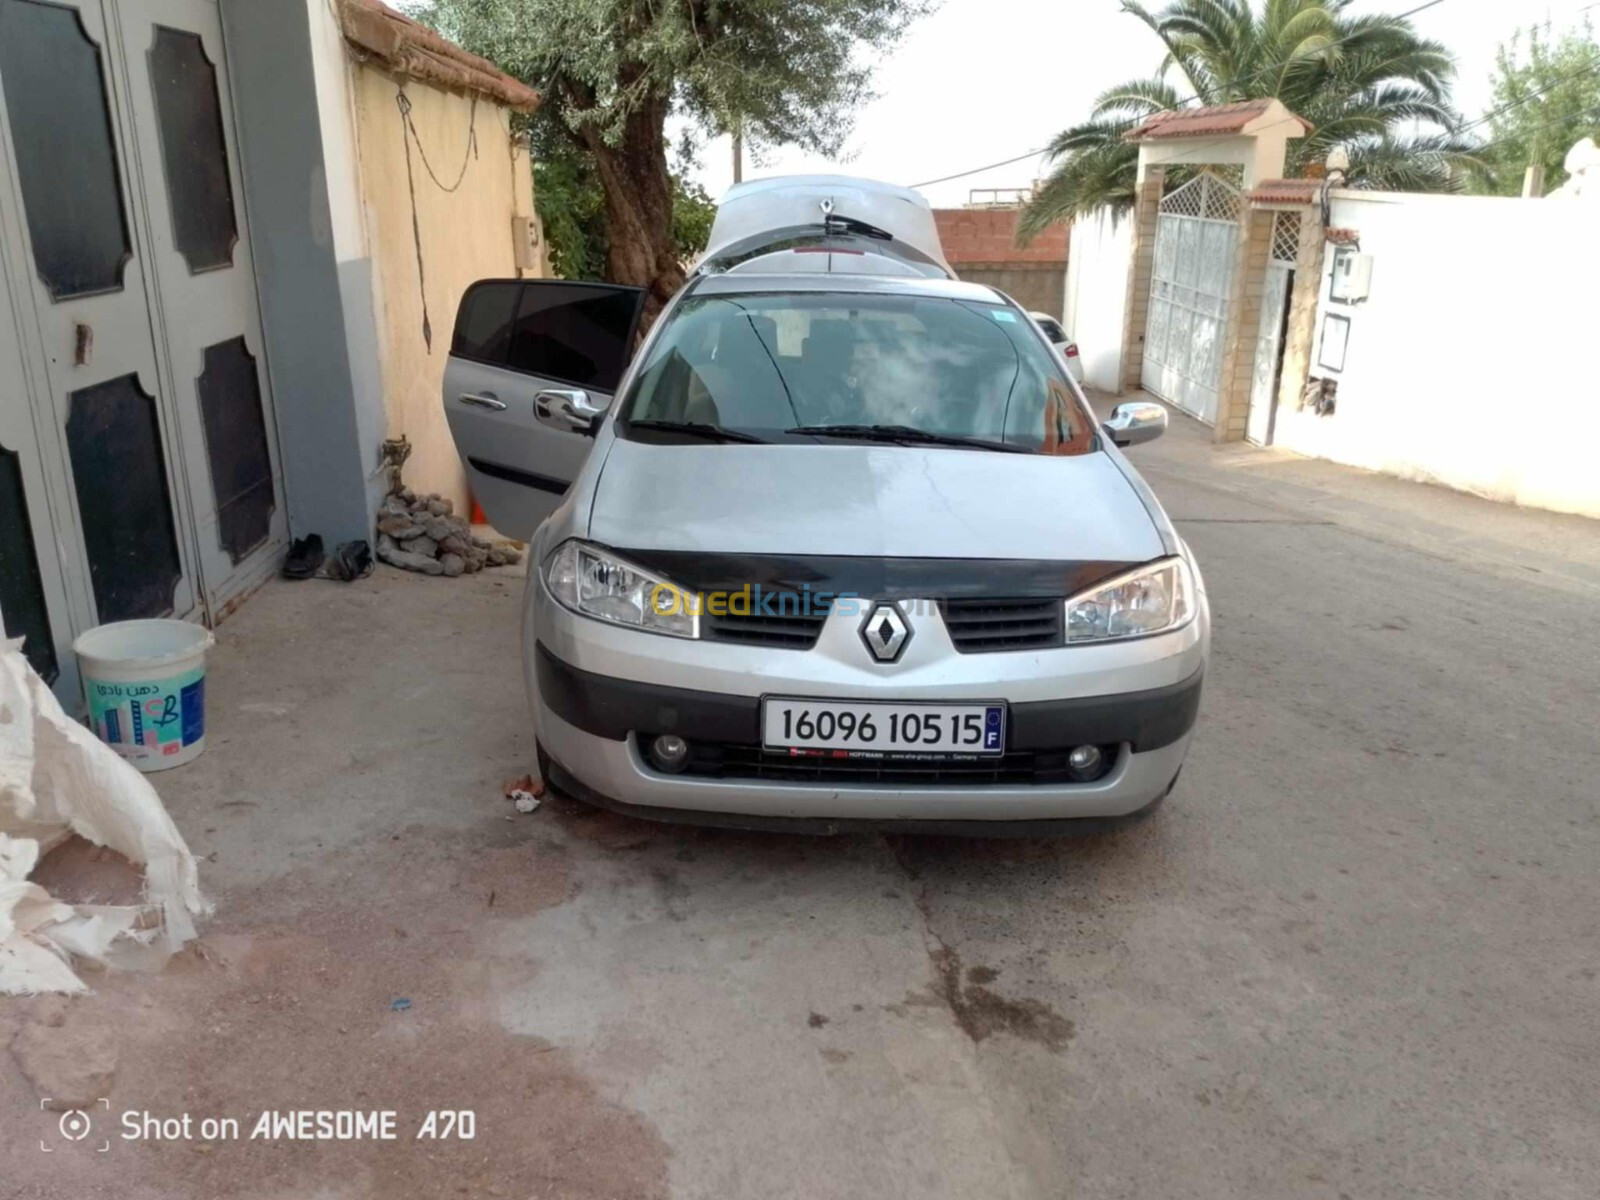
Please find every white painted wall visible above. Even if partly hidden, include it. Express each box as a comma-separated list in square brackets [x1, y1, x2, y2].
[1063, 208, 1131, 393]
[1272, 189, 1600, 520]
[306, 0, 389, 516]
[306, 0, 367, 261]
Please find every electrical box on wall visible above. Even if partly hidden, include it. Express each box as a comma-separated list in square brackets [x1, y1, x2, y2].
[512, 215, 541, 270]
[1330, 247, 1373, 303]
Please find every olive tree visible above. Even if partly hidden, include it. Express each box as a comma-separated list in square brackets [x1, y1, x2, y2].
[1468, 21, 1600, 195]
[418, 0, 928, 317]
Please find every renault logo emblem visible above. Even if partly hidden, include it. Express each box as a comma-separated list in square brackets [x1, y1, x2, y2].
[860, 602, 910, 663]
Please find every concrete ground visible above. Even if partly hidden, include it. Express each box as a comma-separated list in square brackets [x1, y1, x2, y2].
[4, 400, 1598, 1199]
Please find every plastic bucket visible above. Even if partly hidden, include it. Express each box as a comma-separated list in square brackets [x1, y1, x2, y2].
[74, 619, 215, 772]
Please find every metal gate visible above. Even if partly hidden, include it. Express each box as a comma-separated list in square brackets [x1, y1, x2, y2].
[1140, 171, 1243, 424]
[1246, 213, 1300, 445]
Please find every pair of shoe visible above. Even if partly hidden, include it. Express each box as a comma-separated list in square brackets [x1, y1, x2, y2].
[281, 536, 373, 582]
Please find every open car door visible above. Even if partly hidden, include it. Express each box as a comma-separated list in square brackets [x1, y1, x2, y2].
[443, 279, 645, 540]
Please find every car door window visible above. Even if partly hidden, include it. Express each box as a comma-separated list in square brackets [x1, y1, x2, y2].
[451, 282, 520, 364]
[506, 284, 641, 390]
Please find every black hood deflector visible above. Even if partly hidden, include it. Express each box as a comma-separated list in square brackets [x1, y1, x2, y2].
[609, 549, 1148, 601]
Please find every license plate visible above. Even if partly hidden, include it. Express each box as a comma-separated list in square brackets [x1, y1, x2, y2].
[762, 698, 1006, 756]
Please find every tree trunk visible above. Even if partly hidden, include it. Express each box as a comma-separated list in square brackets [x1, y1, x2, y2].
[580, 90, 685, 328]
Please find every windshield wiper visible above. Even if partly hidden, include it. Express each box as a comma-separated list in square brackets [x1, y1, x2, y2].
[822, 213, 893, 241]
[626, 419, 768, 444]
[785, 424, 1029, 453]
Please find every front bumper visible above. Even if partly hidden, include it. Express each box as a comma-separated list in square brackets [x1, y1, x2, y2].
[526, 569, 1207, 830]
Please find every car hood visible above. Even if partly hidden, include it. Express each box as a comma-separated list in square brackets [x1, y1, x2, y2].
[588, 439, 1165, 561]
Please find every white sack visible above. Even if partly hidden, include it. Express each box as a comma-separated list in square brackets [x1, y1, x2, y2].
[0, 638, 210, 995]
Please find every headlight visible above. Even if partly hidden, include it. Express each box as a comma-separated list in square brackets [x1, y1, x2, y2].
[1065, 557, 1195, 643]
[543, 541, 699, 638]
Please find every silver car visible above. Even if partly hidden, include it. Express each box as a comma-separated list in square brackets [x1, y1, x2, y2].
[443, 176, 1207, 834]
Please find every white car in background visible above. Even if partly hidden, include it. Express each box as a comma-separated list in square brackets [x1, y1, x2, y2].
[1028, 311, 1084, 384]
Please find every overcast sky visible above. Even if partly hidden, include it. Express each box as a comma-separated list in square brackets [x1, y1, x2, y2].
[683, 0, 1598, 207]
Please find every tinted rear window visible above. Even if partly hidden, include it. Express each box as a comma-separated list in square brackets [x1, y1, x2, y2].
[507, 286, 640, 391]
[451, 282, 518, 363]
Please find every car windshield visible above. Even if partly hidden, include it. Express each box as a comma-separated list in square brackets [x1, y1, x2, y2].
[621, 292, 1096, 455]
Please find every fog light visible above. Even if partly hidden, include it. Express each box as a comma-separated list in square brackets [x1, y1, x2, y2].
[1067, 744, 1103, 780]
[650, 734, 689, 773]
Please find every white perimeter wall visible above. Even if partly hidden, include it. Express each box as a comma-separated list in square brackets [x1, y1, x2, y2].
[1064, 208, 1132, 393]
[1273, 189, 1600, 520]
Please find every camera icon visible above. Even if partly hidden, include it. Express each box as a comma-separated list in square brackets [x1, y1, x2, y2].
[40, 1099, 110, 1153]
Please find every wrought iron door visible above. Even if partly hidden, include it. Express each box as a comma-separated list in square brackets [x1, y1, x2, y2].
[1246, 213, 1300, 446]
[1140, 171, 1243, 424]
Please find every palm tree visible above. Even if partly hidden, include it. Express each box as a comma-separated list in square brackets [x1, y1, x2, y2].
[1019, 0, 1475, 238]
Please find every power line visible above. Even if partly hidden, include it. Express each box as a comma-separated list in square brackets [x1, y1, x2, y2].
[1467, 102, 1600, 157]
[1454, 55, 1600, 138]
[998, 3, 1593, 186]
[909, 0, 1593, 197]
[1165, 50, 1600, 172]
[909, 148, 1050, 189]
[904, 0, 1453, 190]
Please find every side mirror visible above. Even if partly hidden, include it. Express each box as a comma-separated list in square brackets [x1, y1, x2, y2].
[1103, 400, 1168, 448]
[535, 388, 609, 436]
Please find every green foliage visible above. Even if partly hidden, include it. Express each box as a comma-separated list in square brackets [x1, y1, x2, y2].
[1020, 0, 1476, 237]
[530, 145, 717, 279]
[413, 0, 928, 288]
[532, 150, 607, 280]
[671, 176, 718, 261]
[1467, 21, 1600, 196]
[418, 0, 925, 151]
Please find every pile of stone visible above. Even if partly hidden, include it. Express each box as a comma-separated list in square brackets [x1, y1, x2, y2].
[374, 489, 523, 577]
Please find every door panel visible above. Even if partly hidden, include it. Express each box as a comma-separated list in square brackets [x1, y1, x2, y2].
[0, 0, 199, 625]
[444, 280, 644, 539]
[1247, 263, 1292, 446]
[195, 336, 274, 562]
[0, 440, 58, 682]
[115, 0, 287, 604]
[0, 146, 87, 699]
[145, 24, 237, 273]
[0, 0, 131, 299]
[65, 371, 184, 620]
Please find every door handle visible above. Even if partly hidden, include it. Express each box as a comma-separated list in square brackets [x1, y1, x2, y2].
[458, 392, 506, 411]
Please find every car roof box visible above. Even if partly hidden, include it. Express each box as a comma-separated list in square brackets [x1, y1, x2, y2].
[696, 175, 953, 278]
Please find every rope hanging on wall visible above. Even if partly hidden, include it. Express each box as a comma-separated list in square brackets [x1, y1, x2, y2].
[395, 88, 482, 351]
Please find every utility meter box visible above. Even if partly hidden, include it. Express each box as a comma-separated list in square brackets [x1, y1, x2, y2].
[512, 214, 541, 270]
[1330, 248, 1373, 303]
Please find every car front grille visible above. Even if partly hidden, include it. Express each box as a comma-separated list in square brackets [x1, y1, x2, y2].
[940, 597, 1064, 653]
[704, 610, 827, 649]
[702, 596, 1067, 652]
[671, 740, 1117, 787]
